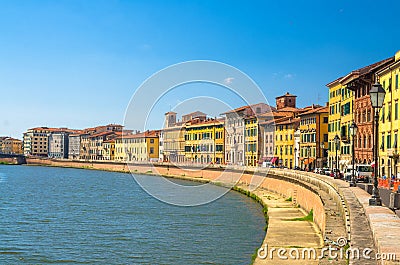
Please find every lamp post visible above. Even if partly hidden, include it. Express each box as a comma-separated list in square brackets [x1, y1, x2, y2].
[320, 142, 325, 168]
[369, 81, 385, 206]
[349, 121, 358, 187]
[334, 135, 340, 178]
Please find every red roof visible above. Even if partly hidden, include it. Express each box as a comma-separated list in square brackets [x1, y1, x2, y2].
[123, 130, 160, 139]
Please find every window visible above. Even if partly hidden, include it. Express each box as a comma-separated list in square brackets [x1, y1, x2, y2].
[387, 134, 391, 150]
[323, 117, 328, 123]
[150, 139, 154, 144]
[324, 134, 328, 142]
[388, 103, 392, 121]
[393, 133, 398, 149]
[395, 101, 399, 120]
[396, 74, 399, 90]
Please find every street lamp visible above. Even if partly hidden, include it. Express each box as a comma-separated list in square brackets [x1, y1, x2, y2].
[320, 142, 325, 168]
[369, 81, 385, 206]
[349, 121, 358, 187]
[334, 134, 340, 178]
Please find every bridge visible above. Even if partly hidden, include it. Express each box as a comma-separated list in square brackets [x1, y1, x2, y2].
[0, 153, 26, 164]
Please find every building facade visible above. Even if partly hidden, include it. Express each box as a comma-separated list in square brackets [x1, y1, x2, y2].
[341, 57, 394, 167]
[163, 112, 189, 163]
[299, 106, 329, 170]
[68, 134, 81, 160]
[184, 118, 225, 164]
[48, 132, 69, 159]
[274, 118, 299, 169]
[115, 130, 160, 162]
[223, 103, 274, 166]
[0, 137, 23, 154]
[327, 79, 344, 170]
[377, 51, 400, 178]
[102, 139, 116, 161]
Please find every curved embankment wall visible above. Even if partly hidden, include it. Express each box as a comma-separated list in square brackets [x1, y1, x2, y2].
[25, 158, 326, 233]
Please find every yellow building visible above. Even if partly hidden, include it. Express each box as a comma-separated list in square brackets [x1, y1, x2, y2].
[0, 137, 23, 154]
[274, 117, 299, 169]
[244, 116, 259, 166]
[299, 106, 329, 170]
[377, 50, 400, 177]
[326, 78, 355, 171]
[184, 118, 225, 164]
[115, 130, 160, 162]
[327, 78, 343, 170]
[102, 139, 115, 161]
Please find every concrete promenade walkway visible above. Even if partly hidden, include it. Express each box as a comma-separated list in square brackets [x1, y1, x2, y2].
[249, 185, 322, 265]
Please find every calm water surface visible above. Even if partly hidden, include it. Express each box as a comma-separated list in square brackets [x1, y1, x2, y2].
[0, 165, 265, 264]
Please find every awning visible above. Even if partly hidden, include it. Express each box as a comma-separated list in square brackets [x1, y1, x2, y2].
[303, 158, 315, 165]
[263, 156, 274, 162]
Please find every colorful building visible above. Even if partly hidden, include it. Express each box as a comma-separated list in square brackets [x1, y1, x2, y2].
[299, 106, 329, 170]
[115, 130, 160, 162]
[274, 117, 299, 169]
[184, 118, 225, 164]
[327, 78, 344, 170]
[162, 111, 192, 163]
[377, 50, 400, 177]
[0, 137, 23, 154]
[341, 57, 394, 168]
[223, 103, 273, 166]
[102, 139, 116, 161]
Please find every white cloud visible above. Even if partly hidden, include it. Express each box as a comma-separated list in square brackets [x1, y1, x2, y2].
[223, 77, 234, 85]
[284, 73, 295, 79]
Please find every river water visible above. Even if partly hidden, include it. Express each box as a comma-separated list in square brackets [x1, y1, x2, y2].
[0, 165, 265, 264]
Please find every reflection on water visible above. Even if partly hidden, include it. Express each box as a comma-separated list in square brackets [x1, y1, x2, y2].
[0, 172, 6, 183]
[0, 165, 265, 265]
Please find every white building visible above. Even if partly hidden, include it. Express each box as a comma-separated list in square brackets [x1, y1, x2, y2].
[48, 132, 69, 159]
[68, 134, 81, 160]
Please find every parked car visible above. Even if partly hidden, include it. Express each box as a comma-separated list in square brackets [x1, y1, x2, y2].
[344, 164, 372, 183]
[321, 167, 330, 175]
[344, 167, 356, 181]
[330, 169, 343, 179]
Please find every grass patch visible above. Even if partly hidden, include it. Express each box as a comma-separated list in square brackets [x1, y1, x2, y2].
[289, 209, 313, 221]
[0, 161, 11, 165]
[251, 247, 259, 263]
[285, 196, 292, 202]
[232, 186, 269, 232]
[145, 170, 152, 174]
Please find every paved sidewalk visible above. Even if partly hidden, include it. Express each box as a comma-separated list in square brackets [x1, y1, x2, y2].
[242, 186, 323, 265]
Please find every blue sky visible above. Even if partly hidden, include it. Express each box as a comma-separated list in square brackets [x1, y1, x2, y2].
[1, 0, 400, 138]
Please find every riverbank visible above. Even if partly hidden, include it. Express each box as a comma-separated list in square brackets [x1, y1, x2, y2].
[24, 158, 326, 264]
